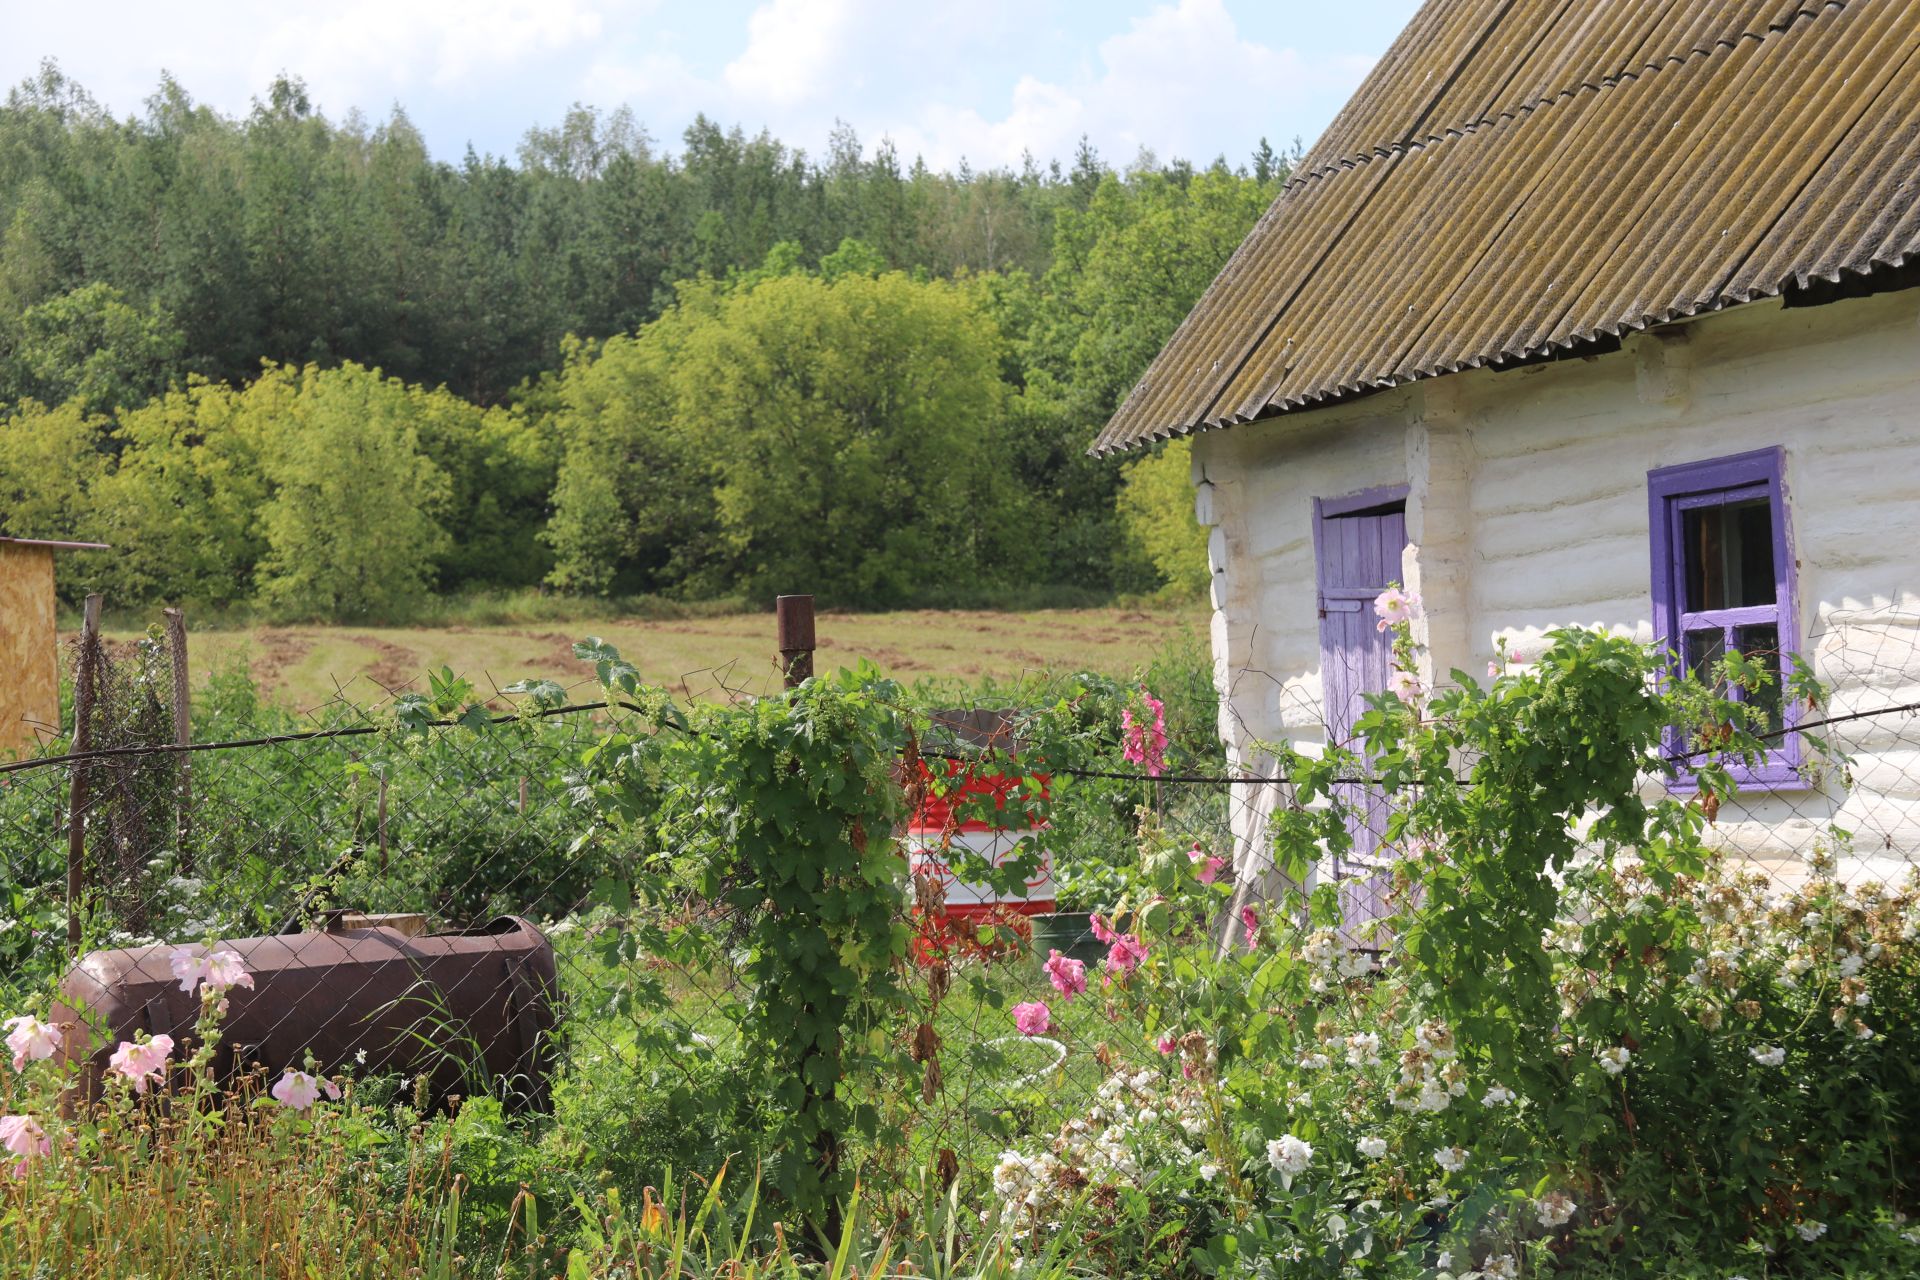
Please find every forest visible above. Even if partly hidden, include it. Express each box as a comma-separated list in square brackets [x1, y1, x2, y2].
[0, 63, 1290, 617]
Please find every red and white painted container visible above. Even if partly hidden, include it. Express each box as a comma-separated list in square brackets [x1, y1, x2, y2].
[908, 765, 1055, 921]
[906, 712, 1052, 954]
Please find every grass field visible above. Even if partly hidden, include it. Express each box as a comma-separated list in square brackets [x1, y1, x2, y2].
[96, 606, 1204, 713]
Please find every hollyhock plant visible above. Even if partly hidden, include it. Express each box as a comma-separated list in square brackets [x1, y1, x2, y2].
[271, 1069, 324, 1111]
[1011, 1001, 1051, 1037]
[172, 946, 254, 997]
[107, 1035, 173, 1094]
[1189, 842, 1227, 884]
[1239, 905, 1261, 949]
[1372, 585, 1421, 631]
[1043, 950, 1087, 999]
[1105, 932, 1149, 977]
[1120, 687, 1168, 777]
[0, 1114, 49, 1177]
[4, 1015, 60, 1071]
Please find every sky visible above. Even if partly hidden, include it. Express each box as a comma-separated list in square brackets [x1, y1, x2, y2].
[0, 0, 1423, 172]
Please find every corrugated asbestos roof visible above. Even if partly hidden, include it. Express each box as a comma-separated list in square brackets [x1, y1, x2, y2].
[1092, 0, 1920, 455]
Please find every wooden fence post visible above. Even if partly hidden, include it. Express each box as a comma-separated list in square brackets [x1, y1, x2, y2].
[66, 593, 102, 951]
[163, 607, 192, 860]
[776, 594, 815, 689]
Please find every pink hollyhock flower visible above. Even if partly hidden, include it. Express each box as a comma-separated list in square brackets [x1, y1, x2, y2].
[271, 1069, 324, 1111]
[1043, 950, 1087, 1000]
[1240, 906, 1261, 949]
[1157, 1034, 1177, 1054]
[1011, 1002, 1051, 1037]
[1105, 933, 1149, 977]
[0, 1114, 48, 1177]
[172, 947, 254, 997]
[168, 949, 207, 994]
[4, 1015, 60, 1071]
[1487, 660, 1502, 680]
[1090, 914, 1116, 945]
[202, 950, 253, 994]
[1372, 586, 1421, 631]
[1121, 688, 1169, 777]
[107, 1035, 173, 1094]
[1189, 843, 1228, 885]
[1388, 670, 1423, 703]
[322, 1077, 343, 1102]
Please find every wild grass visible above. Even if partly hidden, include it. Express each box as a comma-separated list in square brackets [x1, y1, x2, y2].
[83, 603, 1203, 711]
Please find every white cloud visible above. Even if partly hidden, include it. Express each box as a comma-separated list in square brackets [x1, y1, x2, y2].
[891, 0, 1378, 169]
[721, 0, 861, 107]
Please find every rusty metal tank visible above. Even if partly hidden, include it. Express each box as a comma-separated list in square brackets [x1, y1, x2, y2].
[53, 914, 558, 1111]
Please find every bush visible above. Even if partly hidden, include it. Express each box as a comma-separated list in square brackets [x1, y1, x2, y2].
[979, 623, 1920, 1277]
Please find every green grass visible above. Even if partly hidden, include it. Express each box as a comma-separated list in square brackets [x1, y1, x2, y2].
[91, 605, 1204, 713]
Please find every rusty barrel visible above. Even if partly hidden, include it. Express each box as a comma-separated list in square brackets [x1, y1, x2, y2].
[54, 915, 558, 1111]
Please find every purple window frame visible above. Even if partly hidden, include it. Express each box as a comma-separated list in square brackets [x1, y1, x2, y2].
[1647, 446, 1802, 788]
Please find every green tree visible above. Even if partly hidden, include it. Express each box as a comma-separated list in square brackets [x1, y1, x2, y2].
[252, 363, 451, 620]
[1117, 437, 1209, 597]
[14, 282, 184, 412]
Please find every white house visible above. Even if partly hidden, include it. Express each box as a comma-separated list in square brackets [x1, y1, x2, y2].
[1094, 0, 1920, 908]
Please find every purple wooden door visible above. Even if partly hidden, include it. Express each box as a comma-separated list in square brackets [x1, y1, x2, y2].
[1314, 493, 1407, 940]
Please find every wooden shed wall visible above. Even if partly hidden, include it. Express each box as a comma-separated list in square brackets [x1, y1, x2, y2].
[0, 543, 59, 756]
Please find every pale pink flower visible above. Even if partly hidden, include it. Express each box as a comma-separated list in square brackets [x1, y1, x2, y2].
[1240, 906, 1261, 949]
[1388, 670, 1423, 703]
[1189, 843, 1227, 884]
[1121, 688, 1169, 777]
[322, 1077, 343, 1101]
[1043, 950, 1087, 1000]
[1509, 649, 1526, 665]
[1372, 587, 1421, 631]
[1011, 1002, 1051, 1037]
[1105, 933, 1149, 977]
[271, 1069, 324, 1111]
[202, 950, 253, 993]
[0, 1114, 48, 1178]
[1090, 913, 1117, 945]
[1487, 660, 1501, 680]
[4, 1015, 60, 1071]
[172, 946, 253, 997]
[107, 1035, 173, 1094]
[168, 949, 208, 994]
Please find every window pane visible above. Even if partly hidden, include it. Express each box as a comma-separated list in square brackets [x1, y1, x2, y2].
[1685, 629, 1726, 682]
[1735, 623, 1785, 735]
[1682, 497, 1775, 612]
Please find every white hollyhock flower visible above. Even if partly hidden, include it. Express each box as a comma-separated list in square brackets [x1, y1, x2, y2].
[1356, 1135, 1388, 1159]
[1536, 1190, 1577, 1227]
[1267, 1134, 1313, 1179]
[1432, 1146, 1467, 1173]
[1750, 1045, 1785, 1066]
[1795, 1221, 1827, 1241]
[1597, 1046, 1631, 1075]
[1481, 1085, 1516, 1107]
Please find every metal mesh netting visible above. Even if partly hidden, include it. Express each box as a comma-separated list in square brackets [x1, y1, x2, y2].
[0, 604, 1914, 1180]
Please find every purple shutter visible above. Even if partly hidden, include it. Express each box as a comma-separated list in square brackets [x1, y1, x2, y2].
[1313, 491, 1408, 940]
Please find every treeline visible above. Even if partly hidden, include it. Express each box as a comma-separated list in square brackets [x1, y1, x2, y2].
[0, 65, 1289, 617]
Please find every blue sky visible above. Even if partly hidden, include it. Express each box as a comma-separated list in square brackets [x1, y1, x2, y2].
[3, 0, 1422, 170]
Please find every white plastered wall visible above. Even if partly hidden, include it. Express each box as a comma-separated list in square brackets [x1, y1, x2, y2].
[1190, 287, 1920, 891]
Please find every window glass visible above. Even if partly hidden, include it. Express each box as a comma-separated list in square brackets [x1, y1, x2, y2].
[1684, 629, 1726, 680]
[1682, 497, 1774, 612]
[1735, 623, 1785, 734]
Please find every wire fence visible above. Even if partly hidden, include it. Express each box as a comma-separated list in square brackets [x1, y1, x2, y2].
[1, 603, 1917, 1189]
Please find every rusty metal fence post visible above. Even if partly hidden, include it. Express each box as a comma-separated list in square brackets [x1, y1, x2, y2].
[66, 593, 102, 950]
[163, 607, 192, 859]
[777, 594, 815, 689]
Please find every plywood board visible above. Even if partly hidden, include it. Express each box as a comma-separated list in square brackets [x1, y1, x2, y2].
[0, 543, 59, 756]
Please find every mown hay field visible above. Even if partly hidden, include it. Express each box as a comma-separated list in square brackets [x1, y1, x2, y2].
[95, 607, 1204, 712]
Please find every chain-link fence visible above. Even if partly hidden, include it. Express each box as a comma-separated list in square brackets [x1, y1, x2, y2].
[1, 604, 1916, 1195]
